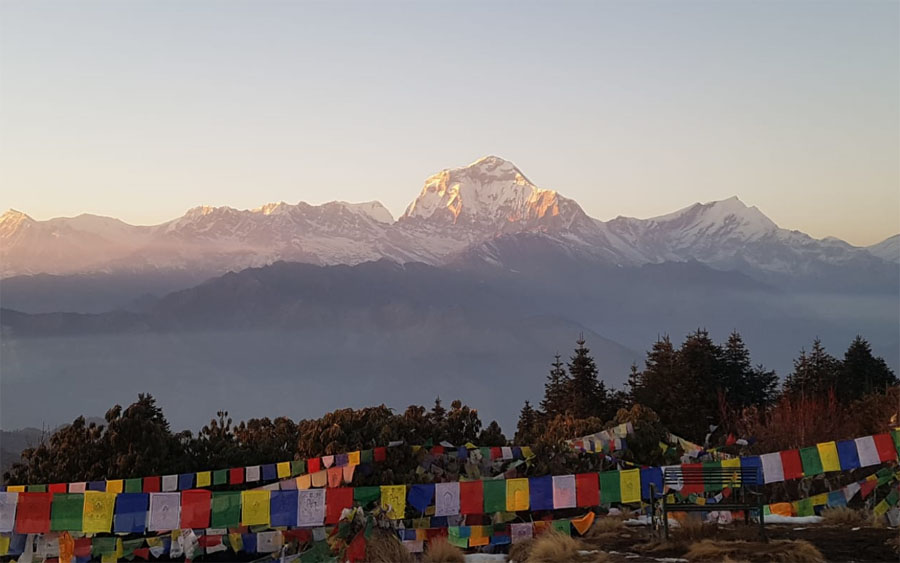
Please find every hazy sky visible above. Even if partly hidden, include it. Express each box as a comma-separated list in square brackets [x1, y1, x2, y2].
[1, 1, 897, 245]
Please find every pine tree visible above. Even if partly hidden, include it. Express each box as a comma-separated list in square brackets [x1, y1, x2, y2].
[515, 401, 539, 443]
[567, 335, 607, 419]
[721, 331, 778, 409]
[670, 329, 724, 441]
[628, 336, 677, 416]
[784, 338, 840, 398]
[839, 336, 898, 400]
[540, 354, 571, 417]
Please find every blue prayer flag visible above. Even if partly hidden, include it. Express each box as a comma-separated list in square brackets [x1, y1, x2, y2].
[641, 467, 664, 500]
[739, 456, 763, 485]
[269, 490, 298, 527]
[826, 490, 848, 508]
[457, 447, 468, 459]
[528, 476, 554, 510]
[836, 440, 860, 470]
[178, 473, 193, 491]
[87, 481, 106, 491]
[114, 493, 148, 533]
[512, 446, 522, 459]
[241, 533, 257, 553]
[261, 464, 277, 481]
[407, 484, 435, 513]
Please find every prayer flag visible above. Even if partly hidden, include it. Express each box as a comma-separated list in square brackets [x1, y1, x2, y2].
[311, 470, 327, 488]
[435, 482, 460, 517]
[48, 484, 67, 494]
[702, 461, 722, 492]
[88, 481, 106, 491]
[113, 493, 148, 533]
[277, 462, 291, 479]
[241, 490, 270, 526]
[83, 491, 115, 533]
[306, 458, 320, 474]
[760, 452, 785, 483]
[374, 447, 386, 462]
[599, 471, 621, 503]
[483, 480, 506, 513]
[67, 482, 85, 493]
[245, 466, 260, 483]
[291, 460, 306, 477]
[142, 477, 160, 493]
[680, 464, 704, 495]
[210, 491, 241, 528]
[836, 440, 860, 470]
[342, 464, 355, 483]
[795, 497, 814, 517]
[855, 436, 880, 467]
[262, 464, 277, 481]
[529, 476, 553, 511]
[575, 473, 599, 507]
[780, 450, 803, 481]
[506, 478, 529, 511]
[148, 493, 180, 532]
[257, 530, 283, 553]
[195, 471, 211, 488]
[873, 433, 897, 462]
[105, 480, 123, 494]
[50, 493, 83, 532]
[178, 474, 193, 491]
[229, 468, 244, 485]
[552, 520, 570, 536]
[571, 511, 595, 535]
[510, 522, 532, 543]
[816, 441, 841, 472]
[348, 451, 360, 466]
[826, 490, 847, 508]
[270, 490, 299, 527]
[327, 467, 343, 488]
[212, 470, 227, 486]
[552, 475, 576, 509]
[0, 492, 17, 532]
[296, 474, 311, 490]
[15, 492, 51, 533]
[799, 447, 823, 476]
[380, 485, 406, 519]
[353, 486, 380, 507]
[298, 489, 326, 527]
[161, 475, 178, 492]
[460, 481, 483, 515]
[739, 456, 763, 486]
[620, 469, 641, 504]
[407, 484, 434, 514]
[180, 489, 211, 529]
[641, 467, 663, 500]
[324, 488, 352, 525]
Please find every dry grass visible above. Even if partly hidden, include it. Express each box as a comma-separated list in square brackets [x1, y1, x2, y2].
[685, 539, 824, 563]
[673, 515, 719, 542]
[521, 530, 607, 563]
[365, 529, 414, 563]
[585, 515, 624, 537]
[424, 537, 465, 563]
[508, 538, 534, 563]
[820, 506, 866, 526]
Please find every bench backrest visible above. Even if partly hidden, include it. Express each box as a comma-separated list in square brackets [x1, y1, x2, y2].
[663, 466, 762, 487]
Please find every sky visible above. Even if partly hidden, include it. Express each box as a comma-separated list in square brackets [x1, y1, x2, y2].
[1, 0, 897, 245]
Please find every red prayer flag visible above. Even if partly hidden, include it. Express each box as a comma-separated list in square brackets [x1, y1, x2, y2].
[873, 433, 897, 462]
[426, 528, 448, 539]
[284, 529, 312, 543]
[308, 458, 321, 473]
[431, 446, 445, 456]
[229, 468, 244, 485]
[326, 467, 343, 488]
[490, 447, 502, 460]
[143, 476, 161, 493]
[133, 547, 150, 560]
[373, 447, 386, 462]
[725, 433, 736, 446]
[780, 449, 803, 481]
[181, 489, 211, 529]
[74, 537, 93, 558]
[575, 473, 599, 507]
[48, 483, 68, 494]
[460, 480, 484, 514]
[346, 532, 366, 563]
[325, 488, 354, 524]
[681, 464, 704, 495]
[860, 479, 877, 499]
[15, 492, 52, 533]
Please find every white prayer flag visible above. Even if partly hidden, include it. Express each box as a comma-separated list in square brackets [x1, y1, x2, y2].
[855, 436, 880, 467]
[0, 492, 17, 532]
[434, 482, 460, 517]
[510, 522, 533, 544]
[321, 456, 334, 468]
[257, 531, 284, 553]
[760, 452, 784, 483]
[844, 482, 861, 501]
[69, 482, 86, 494]
[162, 474, 178, 492]
[403, 540, 424, 553]
[552, 475, 576, 509]
[148, 493, 181, 532]
[297, 489, 325, 527]
[246, 466, 261, 482]
[501, 447, 513, 460]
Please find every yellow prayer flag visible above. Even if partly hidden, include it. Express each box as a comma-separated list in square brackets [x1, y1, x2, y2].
[228, 533, 243, 552]
[83, 491, 116, 533]
[241, 490, 271, 526]
[196, 471, 211, 487]
[873, 500, 889, 516]
[817, 441, 841, 472]
[348, 451, 360, 466]
[311, 470, 327, 488]
[506, 478, 529, 511]
[116, 537, 123, 558]
[810, 493, 828, 506]
[296, 474, 311, 490]
[105, 480, 123, 494]
[695, 496, 707, 506]
[380, 485, 406, 519]
[619, 469, 641, 504]
[412, 446, 421, 453]
[721, 458, 742, 487]
[0, 535, 9, 556]
[6, 485, 24, 493]
[101, 552, 118, 563]
[521, 447, 534, 459]
[276, 462, 291, 479]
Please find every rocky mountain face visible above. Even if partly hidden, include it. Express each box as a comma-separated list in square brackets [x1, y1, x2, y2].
[2, 156, 896, 291]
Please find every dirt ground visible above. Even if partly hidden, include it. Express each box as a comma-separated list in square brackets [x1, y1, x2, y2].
[583, 524, 899, 562]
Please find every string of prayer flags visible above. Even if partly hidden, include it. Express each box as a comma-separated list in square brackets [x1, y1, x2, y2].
[241, 490, 270, 527]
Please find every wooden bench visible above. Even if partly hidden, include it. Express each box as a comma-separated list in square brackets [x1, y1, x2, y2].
[652, 465, 765, 540]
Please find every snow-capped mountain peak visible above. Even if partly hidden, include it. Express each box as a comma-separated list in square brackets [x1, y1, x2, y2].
[646, 196, 778, 240]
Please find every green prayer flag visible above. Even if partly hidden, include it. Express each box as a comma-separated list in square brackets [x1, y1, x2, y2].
[299, 541, 332, 563]
[51, 493, 84, 532]
[479, 447, 491, 460]
[124, 478, 142, 493]
[799, 446, 823, 476]
[551, 520, 571, 536]
[885, 489, 899, 507]
[795, 498, 814, 517]
[291, 460, 306, 476]
[122, 538, 144, 560]
[211, 491, 241, 528]
[703, 462, 722, 492]
[213, 469, 228, 486]
[891, 429, 900, 452]
[93, 537, 118, 557]
[448, 527, 468, 548]
[598, 471, 621, 504]
[763, 505, 771, 515]
[360, 450, 373, 464]
[483, 479, 506, 513]
[27, 484, 46, 493]
[354, 486, 381, 506]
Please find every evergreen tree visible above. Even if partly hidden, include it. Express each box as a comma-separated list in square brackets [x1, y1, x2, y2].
[478, 420, 507, 446]
[540, 354, 570, 417]
[784, 338, 841, 398]
[515, 401, 539, 443]
[669, 329, 724, 441]
[566, 335, 609, 419]
[839, 336, 898, 400]
[628, 336, 677, 417]
[721, 331, 778, 409]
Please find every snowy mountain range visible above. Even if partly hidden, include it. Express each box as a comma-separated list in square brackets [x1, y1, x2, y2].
[2, 156, 897, 285]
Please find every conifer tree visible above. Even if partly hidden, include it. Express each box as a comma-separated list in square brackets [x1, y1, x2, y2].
[784, 338, 840, 398]
[540, 353, 571, 416]
[515, 401, 539, 443]
[567, 335, 608, 419]
[839, 336, 897, 400]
